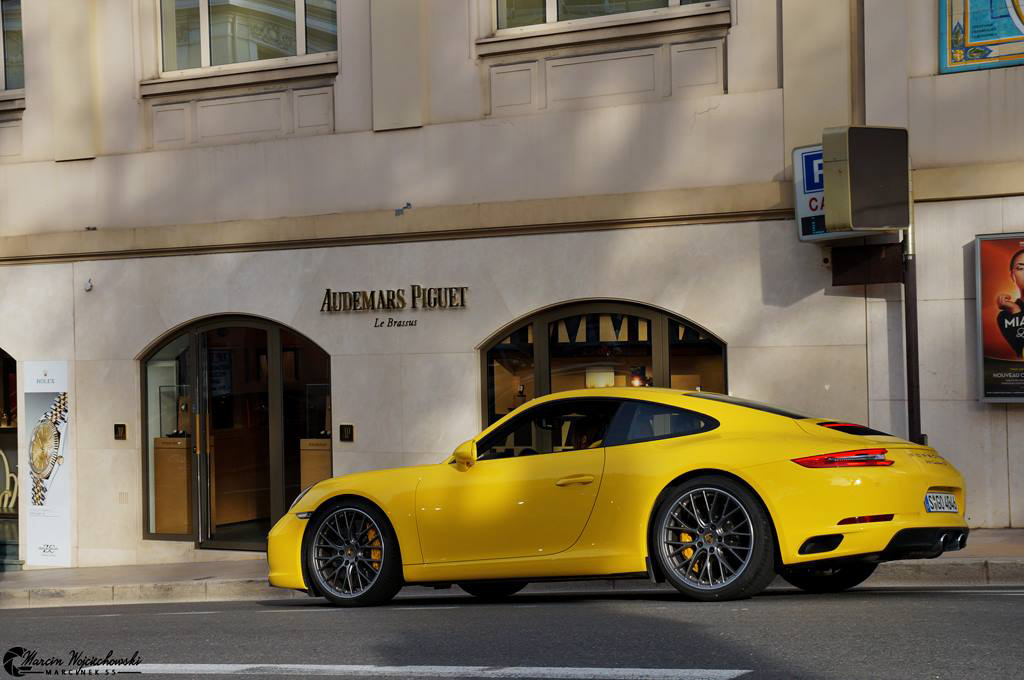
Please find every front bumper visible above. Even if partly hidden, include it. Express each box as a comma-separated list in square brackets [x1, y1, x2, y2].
[267, 511, 309, 590]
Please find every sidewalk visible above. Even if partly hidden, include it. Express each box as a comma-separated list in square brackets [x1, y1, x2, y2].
[1, 530, 1022, 610]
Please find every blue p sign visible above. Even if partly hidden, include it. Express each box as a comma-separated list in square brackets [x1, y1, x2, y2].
[802, 149, 824, 193]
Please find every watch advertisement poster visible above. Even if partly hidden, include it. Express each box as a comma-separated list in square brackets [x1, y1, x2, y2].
[23, 361, 72, 567]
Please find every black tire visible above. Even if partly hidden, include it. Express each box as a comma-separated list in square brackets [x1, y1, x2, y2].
[652, 475, 776, 602]
[457, 581, 528, 601]
[305, 498, 404, 607]
[780, 561, 877, 593]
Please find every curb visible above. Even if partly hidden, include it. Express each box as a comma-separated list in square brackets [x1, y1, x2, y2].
[1, 559, 1021, 610]
[0, 578, 301, 610]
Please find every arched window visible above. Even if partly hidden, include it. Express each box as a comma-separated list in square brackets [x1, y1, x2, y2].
[141, 316, 331, 549]
[481, 301, 725, 425]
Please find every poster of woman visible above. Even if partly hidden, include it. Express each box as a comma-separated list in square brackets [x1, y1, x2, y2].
[976, 233, 1024, 400]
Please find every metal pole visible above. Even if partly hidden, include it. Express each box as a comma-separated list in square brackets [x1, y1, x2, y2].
[903, 177, 925, 445]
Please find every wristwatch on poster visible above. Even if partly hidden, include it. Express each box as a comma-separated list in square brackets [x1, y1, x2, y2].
[30, 393, 68, 506]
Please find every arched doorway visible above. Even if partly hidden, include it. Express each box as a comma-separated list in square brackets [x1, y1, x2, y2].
[141, 316, 331, 550]
[480, 301, 726, 426]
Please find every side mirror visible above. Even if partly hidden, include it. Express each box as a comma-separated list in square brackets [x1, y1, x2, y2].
[452, 440, 477, 471]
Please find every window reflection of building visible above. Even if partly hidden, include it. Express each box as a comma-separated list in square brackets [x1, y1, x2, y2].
[1, 0, 24, 90]
[159, 0, 337, 72]
[481, 301, 726, 426]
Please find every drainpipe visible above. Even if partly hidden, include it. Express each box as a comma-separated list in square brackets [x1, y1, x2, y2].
[903, 172, 925, 445]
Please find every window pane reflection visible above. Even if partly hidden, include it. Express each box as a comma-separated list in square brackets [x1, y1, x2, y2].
[281, 329, 332, 506]
[557, 0, 668, 21]
[549, 313, 653, 393]
[668, 319, 725, 392]
[305, 0, 336, 54]
[2, 0, 23, 89]
[486, 324, 534, 424]
[210, 0, 297, 66]
[497, 0, 546, 29]
[145, 334, 193, 535]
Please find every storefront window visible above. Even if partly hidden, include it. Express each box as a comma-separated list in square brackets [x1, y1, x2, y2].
[481, 301, 725, 427]
[668, 319, 726, 392]
[144, 334, 193, 536]
[281, 329, 332, 506]
[485, 324, 534, 424]
[549, 313, 653, 392]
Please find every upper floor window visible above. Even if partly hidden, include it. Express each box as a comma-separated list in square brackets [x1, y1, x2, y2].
[496, 0, 712, 30]
[159, 0, 336, 73]
[0, 0, 23, 90]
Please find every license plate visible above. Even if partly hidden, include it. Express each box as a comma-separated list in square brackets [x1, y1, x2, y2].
[924, 492, 959, 513]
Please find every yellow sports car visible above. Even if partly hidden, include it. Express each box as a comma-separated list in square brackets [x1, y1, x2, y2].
[268, 388, 968, 605]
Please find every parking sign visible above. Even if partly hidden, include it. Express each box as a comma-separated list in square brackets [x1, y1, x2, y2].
[794, 145, 850, 242]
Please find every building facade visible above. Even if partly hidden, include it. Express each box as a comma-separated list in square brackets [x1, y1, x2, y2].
[0, 0, 1021, 569]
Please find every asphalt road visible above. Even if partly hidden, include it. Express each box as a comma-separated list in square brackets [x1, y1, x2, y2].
[0, 585, 1021, 680]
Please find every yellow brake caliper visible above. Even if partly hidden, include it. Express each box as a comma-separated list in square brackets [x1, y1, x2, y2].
[679, 531, 698, 573]
[367, 528, 382, 570]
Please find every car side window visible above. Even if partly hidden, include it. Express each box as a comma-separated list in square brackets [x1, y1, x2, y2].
[606, 401, 718, 446]
[476, 400, 619, 461]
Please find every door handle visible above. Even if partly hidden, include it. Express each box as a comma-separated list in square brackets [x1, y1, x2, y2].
[555, 474, 595, 487]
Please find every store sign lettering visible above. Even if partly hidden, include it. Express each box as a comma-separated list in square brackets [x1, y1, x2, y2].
[320, 286, 468, 313]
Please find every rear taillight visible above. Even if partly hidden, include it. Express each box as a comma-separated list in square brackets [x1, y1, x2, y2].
[792, 448, 894, 468]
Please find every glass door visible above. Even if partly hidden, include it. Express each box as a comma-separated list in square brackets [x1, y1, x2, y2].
[197, 326, 273, 548]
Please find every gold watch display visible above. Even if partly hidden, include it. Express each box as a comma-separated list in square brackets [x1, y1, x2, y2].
[30, 392, 68, 506]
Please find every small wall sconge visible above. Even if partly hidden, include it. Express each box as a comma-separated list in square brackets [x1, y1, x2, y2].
[394, 202, 412, 216]
[84, 278, 94, 292]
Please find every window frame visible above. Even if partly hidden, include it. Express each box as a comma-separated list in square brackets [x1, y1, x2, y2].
[158, 0, 337, 77]
[603, 399, 719, 447]
[489, 0, 729, 38]
[476, 397, 620, 461]
[479, 300, 727, 428]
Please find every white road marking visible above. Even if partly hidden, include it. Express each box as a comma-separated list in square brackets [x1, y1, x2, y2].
[153, 610, 221, 616]
[84, 664, 750, 679]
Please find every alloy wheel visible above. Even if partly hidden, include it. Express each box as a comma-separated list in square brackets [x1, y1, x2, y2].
[311, 507, 385, 598]
[659, 487, 754, 591]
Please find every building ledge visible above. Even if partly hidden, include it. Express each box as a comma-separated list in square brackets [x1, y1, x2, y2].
[0, 181, 791, 265]
[476, 5, 730, 57]
[0, 89, 25, 122]
[139, 53, 338, 98]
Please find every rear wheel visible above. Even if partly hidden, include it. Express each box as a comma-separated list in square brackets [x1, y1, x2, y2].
[780, 562, 877, 593]
[652, 475, 776, 601]
[457, 581, 528, 601]
[305, 499, 403, 607]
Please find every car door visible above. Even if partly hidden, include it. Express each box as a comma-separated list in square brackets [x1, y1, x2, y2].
[415, 399, 619, 563]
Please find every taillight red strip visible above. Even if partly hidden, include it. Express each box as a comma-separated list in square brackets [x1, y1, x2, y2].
[838, 514, 894, 525]
[792, 448, 894, 468]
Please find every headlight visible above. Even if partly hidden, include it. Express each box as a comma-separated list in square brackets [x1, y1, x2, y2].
[289, 483, 316, 511]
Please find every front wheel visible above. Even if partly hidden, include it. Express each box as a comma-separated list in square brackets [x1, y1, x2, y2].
[780, 562, 877, 593]
[305, 499, 404, 606]
[652, 475, 776, 601]
[458, 581, 528, 601]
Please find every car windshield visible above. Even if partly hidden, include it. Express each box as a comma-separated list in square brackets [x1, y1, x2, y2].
[685, 392, 809, 419]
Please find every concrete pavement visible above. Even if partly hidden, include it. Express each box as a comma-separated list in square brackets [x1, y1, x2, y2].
[1, 529, 1022, 609]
